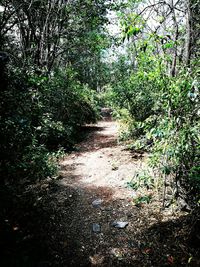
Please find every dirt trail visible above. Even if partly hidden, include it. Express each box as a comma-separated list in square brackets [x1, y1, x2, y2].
[1, 120, 197, 267]
[48, 120, 193, 267]
[57, 120, 154, 266]
[0, 123, 198, 267]
[60, 120, 147, 199]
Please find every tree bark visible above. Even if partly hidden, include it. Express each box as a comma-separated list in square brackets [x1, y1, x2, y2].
[185, 0, 192, 66]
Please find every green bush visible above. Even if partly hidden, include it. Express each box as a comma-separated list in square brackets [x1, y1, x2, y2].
[149, 72, 200, 200]
[107, 51, 200, 203]
[0, 64, 97, 186]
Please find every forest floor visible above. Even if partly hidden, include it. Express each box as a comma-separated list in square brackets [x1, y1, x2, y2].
[1, 120, 199, 267]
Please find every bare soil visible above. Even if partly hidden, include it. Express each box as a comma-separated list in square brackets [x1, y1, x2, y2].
[60, 120, 148, 198]
[53, 120, 199, 266]
[1, 120, 199, 267]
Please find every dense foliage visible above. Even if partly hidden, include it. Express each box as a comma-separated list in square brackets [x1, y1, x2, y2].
[0, 0, 199, 214]
[0, 0, 200, 266]
[106, 0, 200, 205]
[0, 66, 97, 186]
[0, 0, 113, 187]
[0, 0, 198, 208]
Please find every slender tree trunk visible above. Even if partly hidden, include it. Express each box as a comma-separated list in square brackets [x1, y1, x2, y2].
[185, 0, 192, 66]
[171, 0, 179, 77]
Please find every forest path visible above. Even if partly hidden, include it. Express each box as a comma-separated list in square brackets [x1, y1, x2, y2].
[57, 120, 152, 266]
[60, 120, 147, 199]
[45, 120, 191, 267]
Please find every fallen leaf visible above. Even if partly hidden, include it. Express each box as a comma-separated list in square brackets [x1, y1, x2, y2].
[188, 256, 193, 263]
[143, 248, 151, 254]
[168, 255, 174, 265]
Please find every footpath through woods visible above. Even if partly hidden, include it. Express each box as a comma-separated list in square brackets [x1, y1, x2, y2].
[36, 119, 197, 267]
[8, 120, 198, 267]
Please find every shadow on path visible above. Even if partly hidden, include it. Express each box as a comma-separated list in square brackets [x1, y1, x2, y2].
[1, 181, 199, 267]
[0, 121, 199, 267]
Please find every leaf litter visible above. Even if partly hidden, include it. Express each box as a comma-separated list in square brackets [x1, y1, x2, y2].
[4, 121, 199, 267]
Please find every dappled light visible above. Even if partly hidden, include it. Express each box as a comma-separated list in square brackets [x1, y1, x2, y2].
[1, 120, 199, 266]
[60, 121, 147, 193]
[0, 0, 199, 266]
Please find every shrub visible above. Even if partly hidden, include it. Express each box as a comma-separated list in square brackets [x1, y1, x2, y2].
[0, 64, 97, 186]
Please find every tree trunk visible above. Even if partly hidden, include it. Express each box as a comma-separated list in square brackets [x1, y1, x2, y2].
[185, 0, 192, 66]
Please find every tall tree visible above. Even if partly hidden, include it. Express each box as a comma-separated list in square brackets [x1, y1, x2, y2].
[0, 0, 112, 74]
